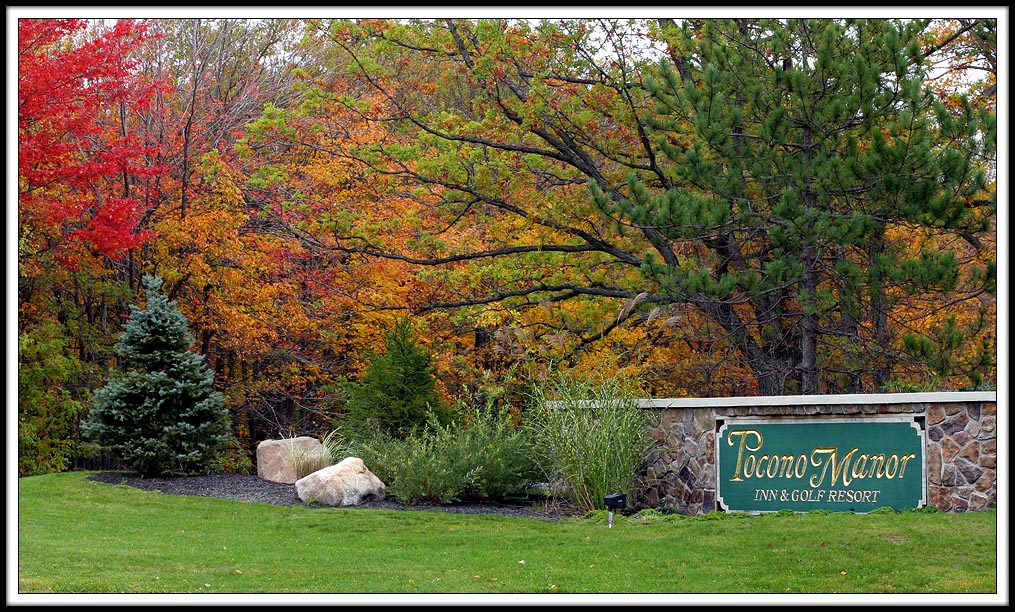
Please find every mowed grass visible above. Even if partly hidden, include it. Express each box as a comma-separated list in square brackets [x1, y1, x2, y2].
[15, 472, 999, 599]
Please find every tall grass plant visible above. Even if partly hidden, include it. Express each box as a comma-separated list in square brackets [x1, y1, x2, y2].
[526, 372, 656, 512]
[283, 434, 334, 481]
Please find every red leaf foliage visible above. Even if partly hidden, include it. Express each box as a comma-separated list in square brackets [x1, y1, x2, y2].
[18, 18, 166, 262]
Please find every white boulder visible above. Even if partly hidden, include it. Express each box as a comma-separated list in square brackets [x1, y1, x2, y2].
[295, 456, 386, 507]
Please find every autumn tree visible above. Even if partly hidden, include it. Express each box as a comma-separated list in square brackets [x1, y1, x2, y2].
[276, 19, 681, 396]
[18, 18, 161, 267]
[922, 18, 997, 112]
[301, 17, 995, 396]
[18, 18, 164, 355]
[131, 19, 351, 447]
[18, 18, 166, 472]
[231, 56, 464, 432]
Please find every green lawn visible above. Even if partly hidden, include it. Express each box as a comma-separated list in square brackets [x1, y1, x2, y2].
[13, 471, 1001, 604]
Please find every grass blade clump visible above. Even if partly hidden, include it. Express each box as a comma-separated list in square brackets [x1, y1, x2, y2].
[526, 371, 656, 512]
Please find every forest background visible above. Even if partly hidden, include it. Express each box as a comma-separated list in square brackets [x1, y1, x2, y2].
[10, 9, 1005, 476]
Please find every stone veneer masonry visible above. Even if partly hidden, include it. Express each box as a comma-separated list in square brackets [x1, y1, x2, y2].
[631, 392, 998, 516]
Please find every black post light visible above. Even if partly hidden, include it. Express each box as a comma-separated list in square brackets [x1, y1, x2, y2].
[604, 493, 626, 528]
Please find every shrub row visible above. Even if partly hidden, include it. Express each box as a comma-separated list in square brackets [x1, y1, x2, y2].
[311, 373, 657, 512]
[326, 407, 540, 505]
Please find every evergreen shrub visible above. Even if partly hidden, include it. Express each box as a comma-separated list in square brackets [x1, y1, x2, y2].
[342, 318, 455, 438]
[81, 275, 230, 477]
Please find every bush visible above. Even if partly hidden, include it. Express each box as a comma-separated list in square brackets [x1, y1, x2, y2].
[342, 318, 454, 438]
[81, 275, 230, 477]
[340, 405, 540, 505]
[214, 435, 254, 475]
[17, 323, 91, 476]
[525, 371, 656, 512]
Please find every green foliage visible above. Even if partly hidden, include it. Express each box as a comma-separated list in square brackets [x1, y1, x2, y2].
[868, 506, 899, 514]
[17, 322, 92, 476]
[342, 405, 540, 505]
[81, 275, 230, 477]
[525, 371, 657, 512]
[633, 18, 996, 394]
[343, 318, 453, 438]
[901, 311, 995, 388]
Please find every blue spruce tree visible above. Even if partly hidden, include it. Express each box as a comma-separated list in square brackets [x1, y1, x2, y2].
[83, 275, 230, 477]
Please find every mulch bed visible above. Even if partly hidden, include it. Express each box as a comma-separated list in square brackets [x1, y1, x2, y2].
[87, 471, 586, 521]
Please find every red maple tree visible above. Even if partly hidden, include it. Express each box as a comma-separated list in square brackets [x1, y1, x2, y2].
[18, 18, 166, 265]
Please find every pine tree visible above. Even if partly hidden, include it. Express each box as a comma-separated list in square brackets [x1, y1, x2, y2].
[343, 318, 452, 438]
[622, 18, 995, 394]
[320, 18, 994, 395]
[82, 275, 230, 477]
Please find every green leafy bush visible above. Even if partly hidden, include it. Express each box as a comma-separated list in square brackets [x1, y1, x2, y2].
[869, 506, 899, 514]
[525, 372, 657, 512]
[17, 323, 91, 476]
[81, 275, 230, 477]
[213, 435, 254, 475]
[341, 406, 540, 505]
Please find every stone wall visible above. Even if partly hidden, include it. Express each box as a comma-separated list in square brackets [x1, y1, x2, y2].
[631, 392, 997, 516]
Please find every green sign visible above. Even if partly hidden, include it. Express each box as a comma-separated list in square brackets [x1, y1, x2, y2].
[716, 417, 926, 513]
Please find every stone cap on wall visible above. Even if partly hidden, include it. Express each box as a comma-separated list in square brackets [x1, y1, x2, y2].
[636, 391, 997, 409]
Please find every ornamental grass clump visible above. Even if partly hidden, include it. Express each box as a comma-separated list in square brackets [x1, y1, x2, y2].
[526, 372, 656, 512]
[284, 433, 335, 480]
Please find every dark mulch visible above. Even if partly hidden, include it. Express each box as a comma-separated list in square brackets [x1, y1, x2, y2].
[87, 471, 586, 522]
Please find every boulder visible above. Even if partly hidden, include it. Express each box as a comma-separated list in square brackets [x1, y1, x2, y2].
[295, 456, 386, 507]
[257, 437, 325, 484]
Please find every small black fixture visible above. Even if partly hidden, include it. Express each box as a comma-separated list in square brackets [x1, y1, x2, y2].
[604, 493, 626, 528]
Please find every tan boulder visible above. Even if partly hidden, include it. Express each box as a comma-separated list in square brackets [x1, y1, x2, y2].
[256, 437, 325, 484]
[295, 456, 386, 506]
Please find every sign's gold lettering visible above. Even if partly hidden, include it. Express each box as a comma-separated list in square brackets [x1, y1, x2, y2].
[898, 453, 915, 477]
[728, 429, 763, 482]
[718, 419, 923, 513]
[867, 454, 886, 478]
[885, 454, 898, 478]
[852, 454, 869, 480]
[726, 432, 920, 488]
[777, 454, 797, 478]
[794, 454, 808, 478]
[808, 447, 835, 488]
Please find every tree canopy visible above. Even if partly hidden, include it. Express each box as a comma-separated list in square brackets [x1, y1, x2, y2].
[15, 13, 1000, 473]
[282, 17, 996, 395]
